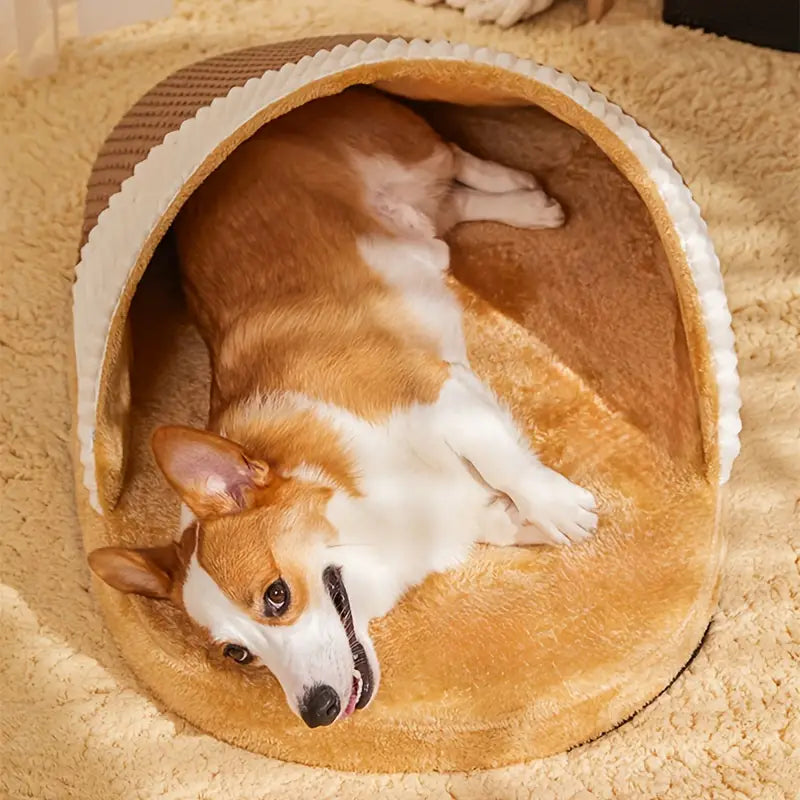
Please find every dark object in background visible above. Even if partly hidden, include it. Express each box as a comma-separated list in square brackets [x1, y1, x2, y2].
[663, 0, 800, 53]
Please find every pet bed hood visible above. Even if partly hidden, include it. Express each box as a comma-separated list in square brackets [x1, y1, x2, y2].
[70, 36, 742, 772]
[73, 35, 741, 514]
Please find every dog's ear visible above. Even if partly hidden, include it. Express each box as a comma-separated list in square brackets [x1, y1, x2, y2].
[88, 542, 182, 600]
[151, 425, 271, 518]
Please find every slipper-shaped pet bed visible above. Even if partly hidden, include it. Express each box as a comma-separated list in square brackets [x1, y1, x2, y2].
[71, 35, 741, 772]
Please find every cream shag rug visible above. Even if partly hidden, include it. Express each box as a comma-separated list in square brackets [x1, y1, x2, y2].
[1, 1, 797, 797]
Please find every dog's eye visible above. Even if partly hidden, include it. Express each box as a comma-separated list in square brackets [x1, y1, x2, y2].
[222, 644, 253, 664]
[265, 578, 289, 615]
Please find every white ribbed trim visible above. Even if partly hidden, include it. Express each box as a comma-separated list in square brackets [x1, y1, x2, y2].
[73, 37, 742, 513]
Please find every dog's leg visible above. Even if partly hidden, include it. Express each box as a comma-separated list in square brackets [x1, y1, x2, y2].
[442, 145, 564, 231]
[440, 186, 565, 232]
[451, 144, 541, 193]
[439, 367, 597, 545]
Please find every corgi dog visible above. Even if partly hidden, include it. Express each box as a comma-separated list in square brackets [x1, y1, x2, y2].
[89, 88, 597, 728]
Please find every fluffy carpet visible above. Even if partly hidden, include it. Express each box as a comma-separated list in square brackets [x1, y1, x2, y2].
[1, 0, 797, 797]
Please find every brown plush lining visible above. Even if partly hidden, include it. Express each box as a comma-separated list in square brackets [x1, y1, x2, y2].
[75, 38, 722, 772]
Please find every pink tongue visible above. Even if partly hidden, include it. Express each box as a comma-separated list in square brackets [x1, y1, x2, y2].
[343, 677, 359, 717]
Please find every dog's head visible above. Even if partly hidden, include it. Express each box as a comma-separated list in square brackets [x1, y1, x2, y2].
[88, 425, 378, 727]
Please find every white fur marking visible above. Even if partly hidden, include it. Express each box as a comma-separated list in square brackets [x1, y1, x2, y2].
[451, 144, 538, 192]
[178, 503, 196, 534]
[286, 463, 338, 489]
[448, 187, 564, 229]
[357, 234, 467, 364]
[182, 549, 356, 715]
[204, 475, 228, 495]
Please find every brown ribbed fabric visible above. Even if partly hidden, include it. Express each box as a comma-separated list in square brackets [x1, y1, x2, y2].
[80, 35, 375, 249]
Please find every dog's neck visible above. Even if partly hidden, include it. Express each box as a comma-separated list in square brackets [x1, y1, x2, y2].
[214, 390, 360, 497]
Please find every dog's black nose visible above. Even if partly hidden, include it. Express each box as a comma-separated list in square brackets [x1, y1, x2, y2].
[299, 684, 340, 728]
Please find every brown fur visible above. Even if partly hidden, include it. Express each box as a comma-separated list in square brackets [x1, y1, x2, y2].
[197, 490, 337, 627]
[91, 88, 458, 629]
[217, 407, 362, 497]
[162, 89, 456, 616]
[174, 87, 450, 437]
[89, 524, 196, 603]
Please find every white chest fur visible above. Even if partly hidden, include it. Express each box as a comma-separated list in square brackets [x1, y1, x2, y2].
[314, 391, 494, 623]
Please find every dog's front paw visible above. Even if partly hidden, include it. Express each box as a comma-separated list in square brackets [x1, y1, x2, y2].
[513, 469, 598, 546]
